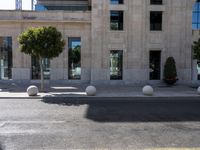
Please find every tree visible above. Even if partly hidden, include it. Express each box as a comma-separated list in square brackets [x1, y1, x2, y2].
[18, 26, 65, 91]
[163, 57, 178, 85]
[192, 38, 200, 60]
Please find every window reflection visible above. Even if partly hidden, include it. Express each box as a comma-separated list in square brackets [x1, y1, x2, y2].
[149, 51, 161, 80]
[31, 57, 50, 80]
[68, 37, 81, 80]
[193, 0, 200, 29]
[0, 37, 12, 80]
[110, 50, 123, 80]
[197, 60, 200, 80]
[110, 0, 124, 4]
[35, 5, 91, 11]
[110, 11, 124, 31]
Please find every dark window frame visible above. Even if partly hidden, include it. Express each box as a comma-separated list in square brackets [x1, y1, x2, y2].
[150, 11, 163, 31]
[0, 37, 12, 80]
[110, 10, 124, 31]
[110, 50, 123, 80]
[149, 50, 161, 80]
[193, 0, 200, 29]
[110, 0, 124, 5]
[68, 37, 81, 80]
[31, 57, 50, 80]
[150, 0, 162, 5]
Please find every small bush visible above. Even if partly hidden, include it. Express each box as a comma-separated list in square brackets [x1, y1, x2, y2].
[163, 57, 178, 85]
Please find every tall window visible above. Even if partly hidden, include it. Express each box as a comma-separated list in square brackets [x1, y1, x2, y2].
[110, 50, 123, 80]
[110, 11, 124, 31]
[193, 0, 200, 29]
[68, 37, 81, 80]
[31, 57, 50, 80]
[149, 51, 161, 80]
[197, 60, 200, 80]
[0, 37, 12, 80]
[150, 11, 162, 31]
[110, 0, 123, 4]
[150, 0, 162, 5]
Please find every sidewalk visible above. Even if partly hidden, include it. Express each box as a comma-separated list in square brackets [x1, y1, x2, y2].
[0, 82, 199, 99]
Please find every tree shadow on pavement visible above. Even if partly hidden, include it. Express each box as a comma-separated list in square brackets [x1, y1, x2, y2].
[42, 97, 200, 122]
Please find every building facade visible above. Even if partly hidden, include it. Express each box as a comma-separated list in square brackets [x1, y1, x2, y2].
[0, 0, 198, 85]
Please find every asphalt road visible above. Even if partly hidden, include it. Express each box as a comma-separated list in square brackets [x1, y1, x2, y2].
[0, 98, 200, 150]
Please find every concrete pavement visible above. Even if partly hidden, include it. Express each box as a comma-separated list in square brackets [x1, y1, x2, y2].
[0, 82, 199, 99]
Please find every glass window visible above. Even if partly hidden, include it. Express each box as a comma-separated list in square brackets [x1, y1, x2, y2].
[68, 37, 81, 80]
[110, 11, 124, 31]
[35, 5, 91, 11]
[110, 0, 123, 4]
[192, 0, 200, 29]
[0, 37, 12, 80]
[32, 57, 50, 80]
[149, 51, 161, 80]
[150, 0, 162, 5]
[197, 60, 200, 80]
[150, 11, 162, 31]
[110, 50, 123, 80]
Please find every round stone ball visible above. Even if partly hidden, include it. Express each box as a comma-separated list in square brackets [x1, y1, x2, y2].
[85, 86, 96, 96]
[198, 87, 200, 95]
[27, 85, 39, 96]
[142, 85, 154, 96]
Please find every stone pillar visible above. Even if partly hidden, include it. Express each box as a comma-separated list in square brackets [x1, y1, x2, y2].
[192, 59, 198, 81]
[91, 0, 105, 83]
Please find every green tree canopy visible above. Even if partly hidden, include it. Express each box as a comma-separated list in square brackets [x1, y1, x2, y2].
[18, 26, 65, 59]
[192, 38, 200, 60]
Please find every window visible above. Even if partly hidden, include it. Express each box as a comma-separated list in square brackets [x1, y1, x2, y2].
[35, 5, 91, 11]
[150, 11, 162, 31]
[110, 50, 123, 80]
[68, 37, 81, 80]
[110, 11, 124, 31]
[0, 37, 12, 80]
[31, 57, 50, 80]
[150, 0, 162, 5]
[197, 60, 200, 80]
[193, 0, 200, 29]
[110, 0, 123, 4]
[149, 51, 161, 80]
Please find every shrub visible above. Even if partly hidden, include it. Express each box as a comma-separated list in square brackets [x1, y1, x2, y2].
[163, 57, 178, 85]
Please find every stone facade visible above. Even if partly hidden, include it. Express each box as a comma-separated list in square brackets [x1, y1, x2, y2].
[0, 0, 197, 85]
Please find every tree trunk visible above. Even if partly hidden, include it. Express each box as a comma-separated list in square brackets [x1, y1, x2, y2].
[39, 57, 44, 91]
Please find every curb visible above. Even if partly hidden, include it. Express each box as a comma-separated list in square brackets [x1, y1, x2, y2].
[0, 95, 199, 102]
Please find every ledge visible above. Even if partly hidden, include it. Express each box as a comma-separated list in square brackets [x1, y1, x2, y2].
[0, 10, 91, 23]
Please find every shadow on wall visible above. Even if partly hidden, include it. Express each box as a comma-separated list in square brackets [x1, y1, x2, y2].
[42, 97, 200, 122]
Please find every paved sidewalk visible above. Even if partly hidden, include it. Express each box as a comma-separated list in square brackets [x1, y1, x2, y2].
[0, 82, 199, 99]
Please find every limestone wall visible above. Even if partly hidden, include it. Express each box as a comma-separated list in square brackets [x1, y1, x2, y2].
[91, 0, 195, 84]
[0, 0, 197, 84]
[0, 10, 91, 82]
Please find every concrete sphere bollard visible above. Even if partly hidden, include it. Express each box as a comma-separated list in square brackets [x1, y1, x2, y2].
[198, 87, 200, 95]
[142, 85, 154, 96]
[27, 85, 39, 96]
[85, 86, 96, 96]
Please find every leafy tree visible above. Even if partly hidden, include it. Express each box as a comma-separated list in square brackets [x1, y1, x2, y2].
[18, 26, 65, 91]
[192, 38, 200, 60]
